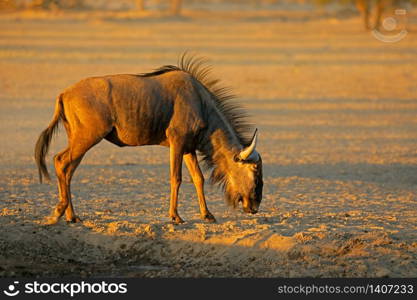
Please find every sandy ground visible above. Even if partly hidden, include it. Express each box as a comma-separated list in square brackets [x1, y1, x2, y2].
[1, 8, 417, 277]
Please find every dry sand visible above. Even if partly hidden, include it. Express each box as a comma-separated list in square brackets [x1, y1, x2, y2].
[0, 9, 417, 277]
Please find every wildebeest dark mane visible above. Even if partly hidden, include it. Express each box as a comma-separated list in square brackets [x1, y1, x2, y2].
[138, 53, 253, 147]
[138, 65, 179, 77]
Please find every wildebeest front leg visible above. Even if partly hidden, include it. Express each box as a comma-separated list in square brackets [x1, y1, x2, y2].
[184, 152, 216, 223]
[169, 144, 185, 224]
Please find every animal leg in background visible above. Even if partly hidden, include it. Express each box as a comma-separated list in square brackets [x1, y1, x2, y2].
[356, 0, 371, 29]
[184, 151, 216, 222]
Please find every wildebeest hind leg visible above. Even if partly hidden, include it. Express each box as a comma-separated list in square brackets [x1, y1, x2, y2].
[63, 155, 84, 223]
[44, 134, 103, 225]
[44, 147, 71, 225]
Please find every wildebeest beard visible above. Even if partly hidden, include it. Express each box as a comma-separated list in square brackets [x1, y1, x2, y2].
[225, 187, 241, 208]
[207, 167, 240, 208]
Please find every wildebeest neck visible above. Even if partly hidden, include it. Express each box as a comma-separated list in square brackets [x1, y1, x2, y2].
[198, 119, 242, 189]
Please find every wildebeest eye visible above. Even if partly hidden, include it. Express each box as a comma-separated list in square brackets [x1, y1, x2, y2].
[233, 155, 242, 163]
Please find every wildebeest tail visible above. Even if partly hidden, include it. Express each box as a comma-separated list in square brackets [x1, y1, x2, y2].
[34, 93, 64, 183]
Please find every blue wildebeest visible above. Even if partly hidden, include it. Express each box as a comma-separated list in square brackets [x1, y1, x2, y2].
[35, 54, 263, 225]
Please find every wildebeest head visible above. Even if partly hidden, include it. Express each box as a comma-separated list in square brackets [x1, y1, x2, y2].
[225, 130, 263, 214]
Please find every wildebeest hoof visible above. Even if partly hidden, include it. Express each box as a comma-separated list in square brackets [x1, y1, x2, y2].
[171, 215, 184, 224]
[43, 216, 59, 225]
[202, 213, 216, 223]
[66, 216, 82, 224]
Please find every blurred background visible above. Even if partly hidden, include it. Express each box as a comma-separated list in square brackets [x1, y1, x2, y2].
[1, 0, 417, 22]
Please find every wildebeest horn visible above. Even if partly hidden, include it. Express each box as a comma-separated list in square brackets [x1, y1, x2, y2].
[239, 129, 259, 161]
